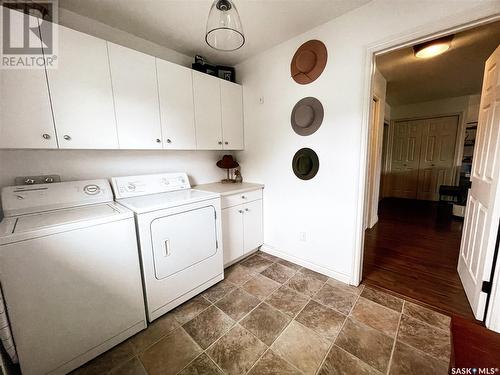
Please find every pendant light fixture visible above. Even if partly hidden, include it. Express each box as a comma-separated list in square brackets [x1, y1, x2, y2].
[413, 35, 453, 59]
[205, 0, 245, 51]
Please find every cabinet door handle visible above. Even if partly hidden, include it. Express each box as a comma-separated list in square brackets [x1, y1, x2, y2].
[63, 135, 71, 141]
[224, 141, 229, 145]
[156, 139, 162, 143]
[241, 195, 246, 199]
[238, 210, 244, 214]
[42, 133, 51, 140]
[245, 208, 249, 212]
[218, 141, 223, 145]
[166, 139, 172, 144]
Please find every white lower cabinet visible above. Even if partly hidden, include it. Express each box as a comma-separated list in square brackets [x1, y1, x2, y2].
[242, 199, 264, 253]
[222, 205, 244, 266]
[221, 192, 263, 267]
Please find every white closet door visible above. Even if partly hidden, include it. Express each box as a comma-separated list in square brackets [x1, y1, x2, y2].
[389, 120, 423, 198]
[221, 80, 244, 150]
[108, 43, 162, 149]
[193, 71, 222, 150]
[44, 24, 118, 149]
[0, 11, 56, 149]
[417, 116, 459, 201]
[156, 59, 196, 150]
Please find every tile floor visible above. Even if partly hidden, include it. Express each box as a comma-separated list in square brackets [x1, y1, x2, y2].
[73, 251, 451, 375]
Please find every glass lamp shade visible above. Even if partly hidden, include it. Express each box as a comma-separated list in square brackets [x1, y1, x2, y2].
[205, 0, 245, 51]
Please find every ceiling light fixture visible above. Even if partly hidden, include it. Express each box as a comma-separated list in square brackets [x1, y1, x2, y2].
[413, 35, 453, 59]
[205, 0, 245, 52]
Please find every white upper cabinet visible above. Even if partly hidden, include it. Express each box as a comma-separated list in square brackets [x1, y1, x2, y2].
[156, 59, 196, 150]
[44, 24, 118, 149]
[108, 43, 162, 149]
[193, 71, 223, 150]
[0, 15, 244, 151]
[0, 11, 56, 149]
[221, 80, 244, 150]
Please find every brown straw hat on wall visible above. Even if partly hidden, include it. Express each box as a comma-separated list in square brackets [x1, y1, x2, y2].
[290, 40, 328, 84]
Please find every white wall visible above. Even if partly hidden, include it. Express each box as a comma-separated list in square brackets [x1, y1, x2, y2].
[384, 103, 391, 122]
[391, 95, 471, 120]
[235, 0, 499, 283]
[0, 150, 225, 188]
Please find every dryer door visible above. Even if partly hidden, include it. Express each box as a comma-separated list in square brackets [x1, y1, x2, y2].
[150, 205, 217, 279]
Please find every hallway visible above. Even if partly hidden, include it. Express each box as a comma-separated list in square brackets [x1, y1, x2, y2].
[363, 198, 474, 320]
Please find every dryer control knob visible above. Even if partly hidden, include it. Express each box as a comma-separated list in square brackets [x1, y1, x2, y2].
[84, 184, 101, 195]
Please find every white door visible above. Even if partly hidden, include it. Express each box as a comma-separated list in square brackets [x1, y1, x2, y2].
[44, 24, 118, 149]
[156, 59, 196, 150]
[243, 200, 264, 254]
[221, 80, 244, 150]
[389, 120, 423, 198]
[458, 45, 500, 320]
[108, 43, 162, 149]
[193, 71, 223, 150]
[417, 116, 459, 201]
[222, 206, 244, 266]
[0, 11, 56, 149]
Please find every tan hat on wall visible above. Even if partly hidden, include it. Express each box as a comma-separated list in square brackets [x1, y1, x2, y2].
[291, 97, 324, 136]
[290, 40, 328, 84]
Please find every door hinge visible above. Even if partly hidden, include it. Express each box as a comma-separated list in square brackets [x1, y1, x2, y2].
[482, 281, 492, 294]
[216, 239, 219, 249]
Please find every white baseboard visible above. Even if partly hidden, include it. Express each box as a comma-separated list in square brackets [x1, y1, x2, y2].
[260, 244, 352, 285]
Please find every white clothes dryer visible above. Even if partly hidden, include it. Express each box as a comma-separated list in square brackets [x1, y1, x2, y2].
[111, 173, 223, 322]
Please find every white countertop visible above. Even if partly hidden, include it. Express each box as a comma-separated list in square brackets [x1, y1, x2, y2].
[194, 182, 264, 196]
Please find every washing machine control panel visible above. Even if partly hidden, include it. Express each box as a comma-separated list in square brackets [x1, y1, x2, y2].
[1, 179, 113, 217]
[111, 173, 191, 199]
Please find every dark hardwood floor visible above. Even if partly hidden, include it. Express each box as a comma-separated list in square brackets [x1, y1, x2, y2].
[363, 197, 475, 320]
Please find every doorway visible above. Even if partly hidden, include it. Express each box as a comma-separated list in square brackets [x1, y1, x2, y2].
[361, 20, 500, 321]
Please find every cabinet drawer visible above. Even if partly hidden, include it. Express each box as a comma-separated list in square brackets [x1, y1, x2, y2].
[221, 189, 263, 209]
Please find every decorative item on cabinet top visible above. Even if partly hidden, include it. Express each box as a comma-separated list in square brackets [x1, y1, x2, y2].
[291, 40, 328, 84]
[192, 55, 236, 82]
[291, 97, 324, 136]
[216, 154, 240, 184]
[0, 20, 243, 151]
[292, 148, 319, 180]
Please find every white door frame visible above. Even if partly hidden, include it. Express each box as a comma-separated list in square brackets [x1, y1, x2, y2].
[353, 10, 500, 329]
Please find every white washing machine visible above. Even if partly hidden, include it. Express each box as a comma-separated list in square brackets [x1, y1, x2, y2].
[0, 180, 146, 375]
[111, 173, 223, 322]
